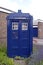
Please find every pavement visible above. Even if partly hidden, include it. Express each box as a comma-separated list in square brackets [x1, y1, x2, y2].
[28, 38, 43, 65]
[28, 44, 43, 65]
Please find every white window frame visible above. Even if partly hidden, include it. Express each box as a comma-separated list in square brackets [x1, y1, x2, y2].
[12, 22, 18, 30]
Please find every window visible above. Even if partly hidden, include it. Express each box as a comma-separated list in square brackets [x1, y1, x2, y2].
[22, 23, 28, 30]
[12, 22, 18, 30]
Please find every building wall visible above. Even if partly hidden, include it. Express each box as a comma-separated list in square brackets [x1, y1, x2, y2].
[38, 22, 43, 39]
[0, 12, 8, 44]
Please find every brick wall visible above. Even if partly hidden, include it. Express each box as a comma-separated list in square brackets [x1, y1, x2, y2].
[0, 12, 8, 44]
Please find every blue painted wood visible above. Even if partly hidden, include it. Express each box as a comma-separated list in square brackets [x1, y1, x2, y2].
[7, 10, 33, 58]
[33, 26, 38, 37]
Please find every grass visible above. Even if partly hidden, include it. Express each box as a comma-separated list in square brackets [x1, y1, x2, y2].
[0, 43, 14, 65]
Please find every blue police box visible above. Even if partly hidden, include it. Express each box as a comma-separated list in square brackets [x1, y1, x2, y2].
[7, 10, 33, 58]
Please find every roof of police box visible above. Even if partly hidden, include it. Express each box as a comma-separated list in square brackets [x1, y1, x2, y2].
[7, 10, 32, 19]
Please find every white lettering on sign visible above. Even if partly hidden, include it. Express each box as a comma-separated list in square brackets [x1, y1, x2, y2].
[22, 23, 28, 30]
[12, 22, 18, 30]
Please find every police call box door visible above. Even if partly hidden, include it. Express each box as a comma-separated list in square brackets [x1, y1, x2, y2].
[7, 19, 29, 57]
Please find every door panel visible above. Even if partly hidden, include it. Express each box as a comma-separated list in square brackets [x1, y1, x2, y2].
[19, 20, 29, 56]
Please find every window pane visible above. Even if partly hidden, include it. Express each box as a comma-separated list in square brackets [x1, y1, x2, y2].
[22, 23, 28, 30]
[12, 22, 18, 30]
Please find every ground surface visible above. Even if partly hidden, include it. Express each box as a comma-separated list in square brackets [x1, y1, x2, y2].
[28, 38, 43, 65]
[29, 45, 43, 65]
